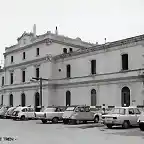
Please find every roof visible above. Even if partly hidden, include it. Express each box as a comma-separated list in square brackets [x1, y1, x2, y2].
[53, 33, 144, 60]
[5, 31, 95, 51]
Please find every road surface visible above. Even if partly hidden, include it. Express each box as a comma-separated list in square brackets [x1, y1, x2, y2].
[0, 119, 143, 144]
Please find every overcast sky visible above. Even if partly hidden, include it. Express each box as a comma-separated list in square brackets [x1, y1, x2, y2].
[0, 0, 144, 63]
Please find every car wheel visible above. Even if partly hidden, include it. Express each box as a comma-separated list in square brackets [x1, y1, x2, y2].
[122, 121, 130, 129]
[63, 119, 69, 124]
[83, 120, 87, 124]
[94, 116, 99, 123]
[20, 115, 25, 121]
[107, 124, 113, 129]
[71, 120, 77, 125]
[41, 119, 47, 124]
[139, 123, 144, 131]
[52, 117, 59, 123]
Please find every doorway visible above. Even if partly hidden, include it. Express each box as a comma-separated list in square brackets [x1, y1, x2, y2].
[121, 87, 130, 107]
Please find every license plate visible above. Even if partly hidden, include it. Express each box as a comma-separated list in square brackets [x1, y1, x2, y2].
[106, 118, 113, 121]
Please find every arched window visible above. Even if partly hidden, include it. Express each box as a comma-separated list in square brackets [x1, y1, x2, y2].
[9, 94, 13, 107]
[35, 92, 40, 107]
[66, 91, 71, 106]
[91, 89, 96, 106]
[121, 86, 130, 107]
[66, 64, 71, 78]
[21, 93, 26, 106]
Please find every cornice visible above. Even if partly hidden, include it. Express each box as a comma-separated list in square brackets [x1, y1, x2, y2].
[54, 76, 140, 88]
[56, 78, 141, 89]
[3, 56, 50, 70]
[53, 34, 144, 61]
[1, 68, 143, 91]
[0, 75, 141, 92]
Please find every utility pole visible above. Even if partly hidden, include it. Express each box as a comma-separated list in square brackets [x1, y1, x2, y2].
[32, 77, 49, 109]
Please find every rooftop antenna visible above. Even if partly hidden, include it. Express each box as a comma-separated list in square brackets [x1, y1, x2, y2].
[33, 24, 36, 37]
[55, 26, 58, 35]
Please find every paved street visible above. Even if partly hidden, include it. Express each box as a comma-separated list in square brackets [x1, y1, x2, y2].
[0, 119, 144, 144]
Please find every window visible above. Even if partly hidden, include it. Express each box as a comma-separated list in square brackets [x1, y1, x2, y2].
[1, 95, 3, 105]
[85, 106, 90, 112]
[128, 108, 134, 115]
[22, 108, 27, 112]
[69, 48, 73, 52]
[66, 64, 71, 78]
[9, 94, 13, 106]
[91, 60, 96, 74]
[11, 56, 13, 63]
[10, 73, 13, 84]
[79, 107, 85, 112]
[21, 93, 26, 106]
[134, 108, 141, 114]
[36, 68, 39, 78]
[36, 48, 39, 56]
[63, 48, 67, 54]
[22, 70, 25, 82]
[122, 54, 128, 70]
[2, 76, 4, 86]
[91, 89, 96, 106]
[66, 91, 71, 106]
[111, 108, 126, 115]
[23, 52, 26, 60]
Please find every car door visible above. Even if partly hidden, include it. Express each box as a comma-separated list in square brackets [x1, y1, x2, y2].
[128, 108, 137, 125]
[85, 106, 94, 120]
[22, 108, 28, 118]
[27, 108, 34, 118]
[134, 108, 141, 125]
[74, 107, 83, 120]
[56, 107, 63, 118]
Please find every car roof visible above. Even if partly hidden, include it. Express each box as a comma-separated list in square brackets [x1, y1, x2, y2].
[114, 106, 137, 109]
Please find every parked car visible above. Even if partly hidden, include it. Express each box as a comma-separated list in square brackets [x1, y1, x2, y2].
[0, 106, 9, 118]
[5, 107, 17, 119]
[89, 106, 113, 123]
[12, 106, 35, 120]
[137, 111, 144, 131]
[102, 106, 141, 129]
[62, 105, 99, 124]
[34, 106, 66, 124]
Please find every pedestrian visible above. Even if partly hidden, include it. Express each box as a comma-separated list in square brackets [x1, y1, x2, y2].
[102, 104, 106, 114]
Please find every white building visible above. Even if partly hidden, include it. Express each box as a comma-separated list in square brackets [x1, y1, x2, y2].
[1, 25, 144, 109]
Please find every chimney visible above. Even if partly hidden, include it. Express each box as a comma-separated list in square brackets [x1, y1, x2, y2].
[55, 26, 58, 35]
[104, 38, 106, 44]
[33, 24, 36, 37]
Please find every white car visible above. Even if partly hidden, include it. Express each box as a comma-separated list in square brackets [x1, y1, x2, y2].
[137, 111, 144, 131]
[102, 106, 141, 129]
[62, 105, 100, 124]
[35, 106, 66, 124]
[12, 106, 35, 120]
[5, 107, 16, 119]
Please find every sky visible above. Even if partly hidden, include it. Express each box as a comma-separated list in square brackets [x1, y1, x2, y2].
[0, 0, 144, 64]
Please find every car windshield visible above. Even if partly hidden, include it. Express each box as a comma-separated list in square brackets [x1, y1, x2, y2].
[66, 107, 76, 111]
[43, 108, 56, 112]
[111, 108, 125, 115]
[8, 108, 16, 114]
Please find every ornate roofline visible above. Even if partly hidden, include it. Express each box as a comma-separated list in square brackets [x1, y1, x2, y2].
[53, 34, 144, 60]
[5, 31, 95, 51]
[17, 32, 34, 41]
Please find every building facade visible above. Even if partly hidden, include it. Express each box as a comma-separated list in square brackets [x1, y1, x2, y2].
[1, 26, 144, 108]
